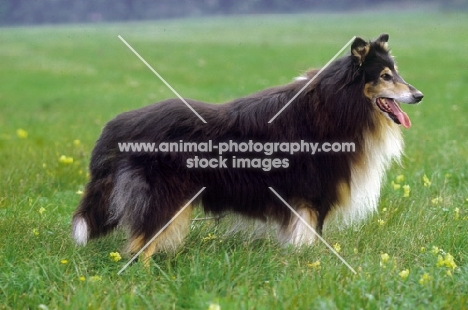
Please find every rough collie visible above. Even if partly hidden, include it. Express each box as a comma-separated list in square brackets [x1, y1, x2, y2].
[72, 34, 423, 261]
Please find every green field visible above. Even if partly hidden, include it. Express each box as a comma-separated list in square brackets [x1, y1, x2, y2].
[1, 11, 468, 309]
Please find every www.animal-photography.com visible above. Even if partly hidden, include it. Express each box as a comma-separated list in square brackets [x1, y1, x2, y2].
[1, 1, 467, 309]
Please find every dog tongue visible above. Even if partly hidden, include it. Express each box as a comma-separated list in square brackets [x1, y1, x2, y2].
[386, 98, 411, 128]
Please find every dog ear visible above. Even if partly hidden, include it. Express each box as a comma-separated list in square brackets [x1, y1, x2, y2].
[375, 33, 389, 50]
[351, 37, 369, 66]
[376, 33, 389, 43]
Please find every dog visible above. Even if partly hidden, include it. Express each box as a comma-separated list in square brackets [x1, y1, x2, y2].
[72, 34, 423, 261]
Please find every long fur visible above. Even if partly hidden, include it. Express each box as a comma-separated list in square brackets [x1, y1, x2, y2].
[72, 34, 422, 257]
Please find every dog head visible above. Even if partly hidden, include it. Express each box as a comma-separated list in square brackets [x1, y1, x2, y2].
[351, 34, 423, 128]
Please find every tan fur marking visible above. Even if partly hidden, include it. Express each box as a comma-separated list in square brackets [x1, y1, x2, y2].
[278, 201, 319, 246]
[141, 241, 157, 267]
[369, 108, 398, 143]
[380, 68, 392, 76]
[364, 82, 379, 100]
[336, 179, 351, 208]
[352, 45, 370, 65]
[378, 41, 389, 51]
[127, 235, 145, 254]
[126, 204, 193, 266]
[150, 204, 193, 254]
[364, 68, 412, 101]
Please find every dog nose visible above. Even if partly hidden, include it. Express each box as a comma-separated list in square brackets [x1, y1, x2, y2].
[413, 91, 424, 102]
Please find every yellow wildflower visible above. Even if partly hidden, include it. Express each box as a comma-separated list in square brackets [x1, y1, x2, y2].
[353, 248, 358, 254]
[377, 219, 385, 226]
[79, 276, 86, 282]
[422, 174, 431, 187]
[59, 155, 74, 164]
[399, 269, 410, 280]
[431, 246, 440, 255]
[402, 185, 410, 198]
[454, 208, 460, 220]
[39, 207, 46, 215]
[437, 253, 457, 270]
[208, 303, 221, 310]
[333, 243, 341, 253]
[109, 252, 122, 262]
[60, 259, 68, 265]
[420, 247, 426, 253]
[419, 273, 432, 285]
[202, 233, 217, 242]
[73, 139, 81, 146]
[391, 181, 401, 190]
[16, 128, 28, 139]
[431, 197, 443, 205]
[307, 260, 321, 270]
[32, 228, 39, 236]
[89, 275, 102, 282]
[380, 253, 390, 267]
[395, 174, 405, 183]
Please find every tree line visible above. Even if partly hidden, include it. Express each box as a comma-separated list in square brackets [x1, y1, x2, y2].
[0, 0, 466, 25]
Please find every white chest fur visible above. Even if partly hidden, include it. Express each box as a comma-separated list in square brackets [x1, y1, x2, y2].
[337, 122, 403, 225]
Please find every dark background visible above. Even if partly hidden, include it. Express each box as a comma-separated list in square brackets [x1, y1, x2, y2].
[1, 0, 467, 26]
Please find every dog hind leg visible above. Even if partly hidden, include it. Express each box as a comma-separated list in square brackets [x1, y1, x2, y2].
[277, 203, 320, 246]
[112, 164, 195, 264]
[127, 204, 193, 266]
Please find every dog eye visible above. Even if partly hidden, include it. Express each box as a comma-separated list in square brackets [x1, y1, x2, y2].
[381, 73, 393, 81]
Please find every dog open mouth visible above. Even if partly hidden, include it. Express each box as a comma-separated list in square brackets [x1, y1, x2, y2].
[376, 97, 411, 128]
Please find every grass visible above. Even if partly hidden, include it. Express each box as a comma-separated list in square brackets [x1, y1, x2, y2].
[1, 10, 468, 309]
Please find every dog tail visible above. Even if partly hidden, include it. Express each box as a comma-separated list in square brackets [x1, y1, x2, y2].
[72, 174, 116, 246]
[72, 214, 89, 246]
